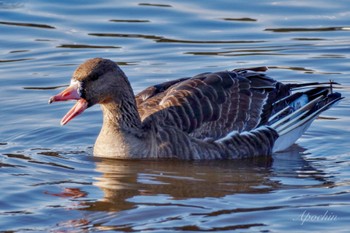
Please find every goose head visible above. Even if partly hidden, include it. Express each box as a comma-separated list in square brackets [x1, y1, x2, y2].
[49, 58, 129, 125]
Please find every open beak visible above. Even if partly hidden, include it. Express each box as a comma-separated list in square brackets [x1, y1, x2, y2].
[49, 83, 88, 125]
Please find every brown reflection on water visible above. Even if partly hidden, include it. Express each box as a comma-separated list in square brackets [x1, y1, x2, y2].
[23, 85, 68, 90]
[184, 45, 292, 57]
[2, 152, 74, 170]
[265, 27, 348, 33]
[57, 44, 120, 49]
[0, 58, 32, 63]
[109, 19, 150, 23]
[268, 66, 342, 74]
[47, 146, 336, 232]
[292, 37, 325, 41]
[222, 17, 257, 22]
[88, 32, 265, 44]
[0, 20, 55, 29]
[84, 158, 273, 212]
[138, 3, 172, 8]
[79, 146, 331, 213]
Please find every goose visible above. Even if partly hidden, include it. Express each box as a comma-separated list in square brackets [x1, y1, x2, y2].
[49, 58, 343, 159]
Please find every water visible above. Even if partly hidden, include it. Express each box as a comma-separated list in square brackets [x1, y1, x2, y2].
[1, 0, 350, 232]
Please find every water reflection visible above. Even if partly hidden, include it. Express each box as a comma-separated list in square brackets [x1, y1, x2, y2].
[22, 85, 68, 90]
[138, 3, 172, 8]
[265, 27, 349, 33]
[0, 2, 23, 9]
[0, 58, 32, 63]
[81, 146, 331, 213]
[0, 20, 55, 29]
[3, 152, 74, 170]
[90, 158, 273, 212]
[57, 44, 120, 49]
[222, 17, 257, 22]
[49, 145, 335, 231]
[88, 32, 265, 44]
[268, 66, 342, 74]
[109, 19, 150, 23]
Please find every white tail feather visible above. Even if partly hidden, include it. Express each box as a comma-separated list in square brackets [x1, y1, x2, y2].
[270, 95, 323, 129]
[272, 97, 342, 152]
[268, 105, 291, 122]
[273, 119, 313, 152]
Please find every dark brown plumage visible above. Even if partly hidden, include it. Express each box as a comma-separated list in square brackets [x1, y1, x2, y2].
[49, 58, 343, 159]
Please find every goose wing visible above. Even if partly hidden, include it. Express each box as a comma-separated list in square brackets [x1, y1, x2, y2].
[135, 77, 190, 106]
[136, 68, 290, 140]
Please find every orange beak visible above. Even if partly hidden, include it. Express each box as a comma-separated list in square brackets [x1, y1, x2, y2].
[49, 83, 88, 125]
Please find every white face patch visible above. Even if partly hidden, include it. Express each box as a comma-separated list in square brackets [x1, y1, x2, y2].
[70, 79, 82, 97]
[70, 79, 80, 86]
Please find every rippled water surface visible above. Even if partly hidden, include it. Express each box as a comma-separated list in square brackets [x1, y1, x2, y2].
[1, 0, 350, 232]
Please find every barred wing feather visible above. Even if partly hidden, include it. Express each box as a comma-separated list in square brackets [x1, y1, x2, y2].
[136, 68, 288, 140]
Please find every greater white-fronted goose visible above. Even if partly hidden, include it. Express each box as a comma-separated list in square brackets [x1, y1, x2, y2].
[49, 58, 343, 159]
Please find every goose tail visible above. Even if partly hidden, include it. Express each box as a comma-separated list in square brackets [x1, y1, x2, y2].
[269, 82, 343, 152]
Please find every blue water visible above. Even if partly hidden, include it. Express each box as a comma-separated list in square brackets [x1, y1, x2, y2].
[1, 0, 350, 232]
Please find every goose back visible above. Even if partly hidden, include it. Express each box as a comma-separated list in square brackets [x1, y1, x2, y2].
[136, 68, 291, 140]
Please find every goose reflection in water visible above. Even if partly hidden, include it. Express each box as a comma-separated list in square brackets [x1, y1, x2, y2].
[83, 145, 330, 210]
[44, 145, 334, 231]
